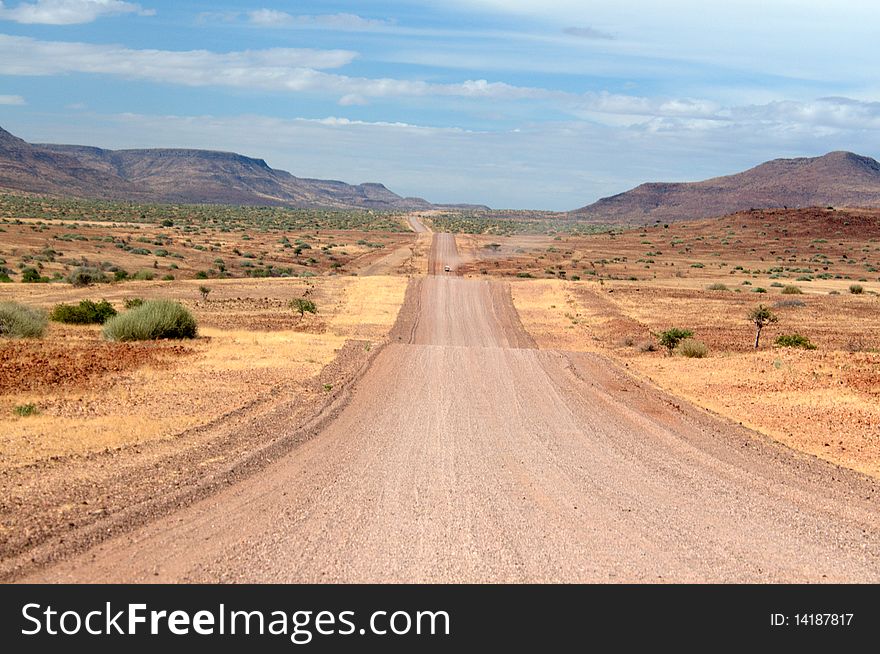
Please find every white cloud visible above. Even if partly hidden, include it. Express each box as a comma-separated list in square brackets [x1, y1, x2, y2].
[0, 93, 25, 104]
[0, 34, 357, 80]
[0, 0, 154, 25]
[0, 34, 557, 103]
[563, 26, 613, 40]
[338, 94, 368, 107]
[246, 10, 390, 31]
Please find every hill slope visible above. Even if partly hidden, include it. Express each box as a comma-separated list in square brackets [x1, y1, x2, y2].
[0, 125, 435, 210]
[573, 151, 880, 224]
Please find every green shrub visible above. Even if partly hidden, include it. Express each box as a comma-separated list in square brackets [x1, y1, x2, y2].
[21, 267, 48, 283]
[0, 272, 11, 283]
[114, 269, 129, 282]
[849, 284, 864, 294]
[102, 300, 197, 341]
[130, 270, 155, 281]
[677, 338, 708, 358]
[67, 266, 108, 286]
[123, 297, 144, 309]
[706, 283, 728, 291]
[0, 301, 47, 338]
[658, 327, 693, 354]
[13, 403, 38, 417]
[50, 299, 117, 324]
[775, 333, 817, 349]
[781, 285, 802, 294]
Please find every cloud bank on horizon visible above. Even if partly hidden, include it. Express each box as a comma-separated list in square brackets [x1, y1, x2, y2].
[0, 0, 877, 209]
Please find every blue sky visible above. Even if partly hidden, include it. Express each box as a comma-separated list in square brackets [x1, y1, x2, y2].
[0, 1, 879, 209]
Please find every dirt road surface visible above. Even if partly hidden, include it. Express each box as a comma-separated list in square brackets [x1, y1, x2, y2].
[25, 232, 880, 582]
[358, 214, 432, 276]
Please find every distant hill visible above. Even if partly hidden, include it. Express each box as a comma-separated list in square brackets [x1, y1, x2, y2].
[0, 125, 486, 211]
[572, 151, 880, 224]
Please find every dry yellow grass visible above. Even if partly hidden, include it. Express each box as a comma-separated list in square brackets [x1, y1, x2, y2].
[509, 279, 592, 352]
[0, 275, 407, 468]
[512, 278, 880, 478]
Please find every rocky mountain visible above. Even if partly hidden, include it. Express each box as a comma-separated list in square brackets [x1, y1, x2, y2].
[573, 151, 880, 224]
[0, 125, 438, 210]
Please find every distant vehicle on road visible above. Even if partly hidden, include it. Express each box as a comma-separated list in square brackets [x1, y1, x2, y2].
[444, 265, 451, 272]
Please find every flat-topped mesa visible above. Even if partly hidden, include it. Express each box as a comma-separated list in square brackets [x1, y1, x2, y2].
[0, 124, 438, 210]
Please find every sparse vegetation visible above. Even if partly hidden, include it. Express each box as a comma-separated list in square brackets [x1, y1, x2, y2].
[123, 297, 144, 309]
[102, 300, 197, 341]
[67, 266, 108, 287]
[775, 333, 817, 349]
[657, 328, 694, 355]
[199, 285, 211, 301]
[781, 285, 802, 294]
[849, 284, 864, 294]
[706, 283, 728, 291]
[0, 301, 48, 338]
[13, 403, 38, 417]
[21, 267, 48, 283]
[50, 299, 117, 324]
[677, 338, 708, 358]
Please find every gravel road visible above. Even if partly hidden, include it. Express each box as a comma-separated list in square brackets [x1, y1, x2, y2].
[26, 231, 880, 582]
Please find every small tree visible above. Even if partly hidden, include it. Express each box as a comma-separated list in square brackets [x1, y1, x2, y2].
[290, 297, 317, 318]
[199, 285, 211, 302]
[657, 327, 693, 355]
[748, 304, 778, 349]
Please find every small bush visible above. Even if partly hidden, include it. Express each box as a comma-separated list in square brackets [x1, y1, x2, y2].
[752, 287, 767, 293]
[130, 270, 155, 281]
[124, 297, 144, 309]
[658, 327, 693, 354]
[775, 333, 817, 350]
[638, 340, 658, 353]
[677, 338, 708, 358]
[21, 267, 48, 283]
[102, 300, 197, 341]
[50, 299, 117, 324]
[67, 266, 108, 287]
[774, 299, 805, 308]
[849, 284, 864, 294]
[781, 285, 802, 294]
[0, 301, 47, 338]
[13, 403, 38, 417]
[706, 283, 728, 291]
